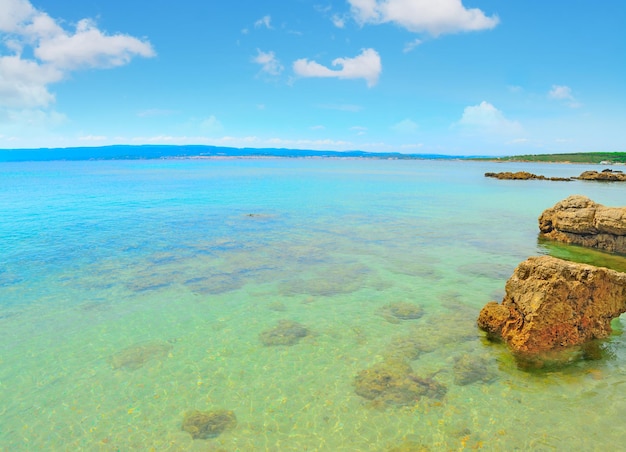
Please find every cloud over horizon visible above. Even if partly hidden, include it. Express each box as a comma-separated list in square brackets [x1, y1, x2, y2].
[347, 0, 499, 36]
[293, 48, 381, 87]
[456, 101, 522, 135]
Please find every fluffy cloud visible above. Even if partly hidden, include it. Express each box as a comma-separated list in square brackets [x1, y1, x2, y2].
[457, 101, 522, 135]
[348, 0, 499, 36]
[254, 15, 272, 29]
[293, 48, 381, 87]
[200, 115, 224, 134]
[0, 0, 155, 110]
[392, 118, 418, 133]
[548, 85, 581, 108]
[253, 49, 284, 76]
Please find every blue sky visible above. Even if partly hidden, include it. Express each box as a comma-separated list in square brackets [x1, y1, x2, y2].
[0, 0, 624, 155]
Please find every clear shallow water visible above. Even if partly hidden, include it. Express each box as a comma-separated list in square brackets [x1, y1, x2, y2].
[1, 158, 626, 451]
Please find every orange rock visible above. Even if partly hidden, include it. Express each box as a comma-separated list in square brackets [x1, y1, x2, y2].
[477, 256, 626, 357]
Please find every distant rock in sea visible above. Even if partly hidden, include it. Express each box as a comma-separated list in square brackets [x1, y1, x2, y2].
[484, 171, 571, 181]
[576, 169, 626, 181]
[539, 195, 626, 254]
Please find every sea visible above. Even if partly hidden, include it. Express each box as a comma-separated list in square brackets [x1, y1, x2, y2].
[1, 157, 625, 451]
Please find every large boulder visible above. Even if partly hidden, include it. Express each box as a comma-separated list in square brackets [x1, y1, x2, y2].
[477, 256, 626, 357]
[538, 195, 626, 254]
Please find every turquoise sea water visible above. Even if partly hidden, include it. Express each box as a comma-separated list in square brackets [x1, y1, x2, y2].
[1, 158, 626, 451]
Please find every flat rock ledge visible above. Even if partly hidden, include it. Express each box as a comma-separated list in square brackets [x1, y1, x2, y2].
[478, 256, 626, 360]
[576, 169, 626, 181]
[539, 195, 626, 254]
[485, 171, 571, 181]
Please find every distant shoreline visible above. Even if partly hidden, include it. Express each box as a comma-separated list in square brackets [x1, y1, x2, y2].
[0, 145, 624, 164]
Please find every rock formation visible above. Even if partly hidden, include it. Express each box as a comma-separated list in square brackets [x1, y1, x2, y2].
[538, 195, 626, 254]
[484, 171, 571, 181]
[577, 169, 626, 181]
[477, 256, 626, 358]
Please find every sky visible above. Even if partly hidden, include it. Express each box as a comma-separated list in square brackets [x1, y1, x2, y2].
[0, 0, 624, 155]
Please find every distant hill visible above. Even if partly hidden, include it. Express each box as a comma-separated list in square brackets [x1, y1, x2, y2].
[485, 152, 626, 164]
[0, 145, 468, 162]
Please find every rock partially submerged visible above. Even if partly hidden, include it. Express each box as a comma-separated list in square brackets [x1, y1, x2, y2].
[539, 195, 626, 254]
[485, 171, 571, 181]
[477, 256, 626, 360]
[576, 169, 626, 181]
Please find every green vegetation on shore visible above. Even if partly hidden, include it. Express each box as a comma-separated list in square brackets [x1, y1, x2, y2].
[485, 152, 626, 164]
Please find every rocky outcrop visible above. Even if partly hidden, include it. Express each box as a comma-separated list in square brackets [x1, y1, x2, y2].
[477, 256, 626, 358]
[538, 195, 626, 254]
[485, 171, 571, 181]
[577, 169, 626, 181]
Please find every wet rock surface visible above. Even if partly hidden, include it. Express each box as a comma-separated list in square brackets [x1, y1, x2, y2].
[539, 195, 626, 254]
[477, 256, 626, 358]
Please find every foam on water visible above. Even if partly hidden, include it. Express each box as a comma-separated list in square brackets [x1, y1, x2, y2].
[1, 158, 626, 450]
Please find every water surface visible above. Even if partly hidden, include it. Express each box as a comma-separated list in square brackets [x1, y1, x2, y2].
[1, 158, 626, 451]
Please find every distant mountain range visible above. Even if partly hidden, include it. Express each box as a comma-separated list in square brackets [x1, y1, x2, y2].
[0, 145, 467, 162]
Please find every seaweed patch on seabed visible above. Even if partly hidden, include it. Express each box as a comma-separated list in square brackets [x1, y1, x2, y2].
[259, 319, 311, 346]
[185, 273, 244, 295]
[354, 358, 447, 408]
[181, 409, 237, 439]
[108, 341, 173, 370]
[278, 264, 383, 296]
[452, 353, 498, 386]
[377, 301, 424, 324]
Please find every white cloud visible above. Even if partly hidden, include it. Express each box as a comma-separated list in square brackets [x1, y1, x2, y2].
[351, 126, 367, 135]
[392, 118, 418, 133]
[0, 0, 155, 111]
[254, 15, 272, 29]
[200, 115, 224, 133]
[348, 0, 499, 36]
[35, 19, 154, 70]
[403, 38, 423, 53]
[293, 48, 381, 87]
[548, 85, 581, 108]
[79, 135, 107, 141]
[253, 49, 284, 76]
[457, 101, 522, 135]
[332, 14, 346, 28]
[0, 107, 67, 126]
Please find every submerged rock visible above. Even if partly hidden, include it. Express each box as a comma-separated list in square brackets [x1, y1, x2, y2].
[108, 341, 172, 370]
[378, 302, 424, 323]
[538, 195, 626, 254]
[181, 409, 237, 439]
[452, 354, 497, 386]
[354, 359, 446, 406]
[477, 256, 626, 359]
[259, 319, 310, 346]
